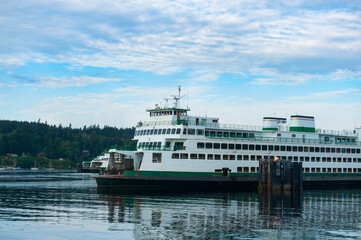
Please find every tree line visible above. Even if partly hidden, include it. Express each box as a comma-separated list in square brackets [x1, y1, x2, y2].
[0, 120, 135, 167]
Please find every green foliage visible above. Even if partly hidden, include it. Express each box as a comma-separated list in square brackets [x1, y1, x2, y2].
[0, 120, 135, 168]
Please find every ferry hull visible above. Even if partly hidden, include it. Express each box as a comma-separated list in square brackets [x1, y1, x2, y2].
[95, 172, 361, 191]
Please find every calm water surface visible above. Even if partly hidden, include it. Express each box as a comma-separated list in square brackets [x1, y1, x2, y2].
[0, 170, 360, 239]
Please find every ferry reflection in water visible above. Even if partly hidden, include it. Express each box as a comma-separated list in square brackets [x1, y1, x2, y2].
[98, 189, 361, 239]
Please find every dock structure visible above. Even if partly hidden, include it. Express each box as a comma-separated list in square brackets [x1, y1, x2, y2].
[258, 158, 303, 192]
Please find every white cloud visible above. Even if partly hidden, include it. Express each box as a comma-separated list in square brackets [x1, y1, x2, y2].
[290, 89, 359, 100]
[29, 76, 122, 88]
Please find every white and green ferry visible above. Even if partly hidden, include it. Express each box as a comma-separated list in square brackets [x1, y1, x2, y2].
[95, 88, 361, 190]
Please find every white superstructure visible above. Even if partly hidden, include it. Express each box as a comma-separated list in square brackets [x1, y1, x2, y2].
[113, 88, 361, 175]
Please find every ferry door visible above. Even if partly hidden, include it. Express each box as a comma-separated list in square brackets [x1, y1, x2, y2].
[196, 118, 199, 126]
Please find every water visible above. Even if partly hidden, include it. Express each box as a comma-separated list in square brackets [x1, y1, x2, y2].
[0, 170, 360, 239]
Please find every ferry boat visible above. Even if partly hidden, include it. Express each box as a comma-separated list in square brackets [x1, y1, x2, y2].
[95, 88, 361, 190]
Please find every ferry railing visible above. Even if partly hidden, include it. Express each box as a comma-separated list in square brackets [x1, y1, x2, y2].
[109, 145, 137, 151]
[137, 145, 186, 151]
[204, 134, 361, 146]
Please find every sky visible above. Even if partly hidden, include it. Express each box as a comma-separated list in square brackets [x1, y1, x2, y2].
[0, 0, 360, 130]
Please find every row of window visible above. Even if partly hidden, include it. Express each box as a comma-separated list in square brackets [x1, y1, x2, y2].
[196, 142, 361, 154]
[205, 131, 255, 138]
[135, 128, 205, 136]
[170, 153, 361, 163]
[236, 167, 361, 173]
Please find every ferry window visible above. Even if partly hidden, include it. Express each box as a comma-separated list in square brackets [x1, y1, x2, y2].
[158, 129, 162, 135]
[236, 133, 243, 138]
[217, 132, 222, 137]
[205, 131, 209, 136]
[315, 147, 320, 152]
[214, 154, 221, 160]
[348, 158, 352, 162]
[221, 143, 227, 149]
[337, 158, 342, 162]
[269, 145, 274, 151]
[165, 142, 170, 147]
[322, 157, 327, 162]
[311, 157, 315, 162]
[176, 128, 181, 134]
[149, 142, 153, 146]
[262, 145, 267, 151]
[326, 157, 331, 162]
[150, 129, 154, 135]
[152, 153, 162, 163]
[146, 129, 150, 135]
[244, 167, 249, 172]
[274, 145, 280, 151]
[326, 148, 330, 153]
[172, 153, 179, 159]
[316, 157, 320, 162]
[244, 155, 249, 161]
[197, 142, 204, 149]
[292, 146, 297, 152]
[300, 157, 304, 162]
[223, 155, 229, 160]
[188, 129, 195, 135]
[158, 142, 161, 146]
[230, 132, 235, 138]
[237, 155, 242, 160]
[277, 133, 281, 137]
[320, 147, 325, 152]
[249, 133, 255, 138]
[212, 119, 218, 123]
[236, 144, 242, 150]
[243, 133, 249, 138]
[351, 148, 355, 154]
[206, 143, 212, 149]
[242, 144, 248, 150]
[180, 153, 188, 159]
[207, 154, 214, 160]
[281, 156, 287, 161]
[214, 143, 220, 149]
[257, 155, 262, 161]
[325, 137, 329, 141]
[331, 148, 335, 153]
[250, 155, 256, 161]
[292, 134, 296, 138]
[280, 146, 285, 151]
[251, 167, 256, 172]
[174, 142, 184, 150]
[336, 148, 340, 153]
[229, 144, 235, 150]
[332, 157, 337, 162]
[357, 149, 360, 154]
[311, 168, 316, 173]
[196, 129, 204, 135]
[316, 168, 321, 173]
[190, 154, 197, 159]
[346, 148, 351, 153]
[171, 129, 176, 134]
[294, 156, 298, 162]
[162, 129, 166, 134]
[183, 128, 187, 135]
[305, 168, 310, 173]
[210, 131, 216, 137]
[341, 148, 346, 153]
[305, 157, 310, 162]
[222, 132, 228, 138]
[304, 147, 309, 152]
[286, 146, 291, 151]
[154, 129, 158, 135]
[199, 154, 205, 160]
[310, 147, 314, 152]
[298, 146, 303, 152]
[358, 158, 361, 163]
[237, 167, 243, 172]
[249, 145, 255, 150]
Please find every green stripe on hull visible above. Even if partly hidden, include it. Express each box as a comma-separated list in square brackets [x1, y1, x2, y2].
[123, 170, 258, 177]
[123, 171, 361, 178]
[289, 126, 315, 132]
[262, 128, 278, 131]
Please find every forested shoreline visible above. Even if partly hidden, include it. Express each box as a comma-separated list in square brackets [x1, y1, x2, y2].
[0, 120, 135, 168]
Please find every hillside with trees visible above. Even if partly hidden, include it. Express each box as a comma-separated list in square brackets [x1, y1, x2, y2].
[0, 120, 135, 169]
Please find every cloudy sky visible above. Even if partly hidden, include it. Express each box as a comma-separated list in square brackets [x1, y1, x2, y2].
[1, 0, 360, 130]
